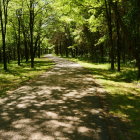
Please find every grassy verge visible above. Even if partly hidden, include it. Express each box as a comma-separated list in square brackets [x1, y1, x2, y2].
[66, 57, 140, 139]
[0, 57, 54, 97]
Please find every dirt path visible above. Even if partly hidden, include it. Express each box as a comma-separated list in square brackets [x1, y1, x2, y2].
[0, 55, 111, 140]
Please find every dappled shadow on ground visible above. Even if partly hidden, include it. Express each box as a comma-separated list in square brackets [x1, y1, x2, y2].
[88, 66, 138, 83]
[106, 93, 140, 140]
[0, 56, 129, 140]
[0, 59, 54, 97]
[5, 60, 54, 76]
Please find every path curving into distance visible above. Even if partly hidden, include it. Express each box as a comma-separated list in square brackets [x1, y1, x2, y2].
[0, 55, 112, 140]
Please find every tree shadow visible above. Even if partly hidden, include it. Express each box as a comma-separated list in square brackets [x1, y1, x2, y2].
[0, 56, 133, 140]
[106, 93, 140, 140]
[87, 66, 138, 83]
[0, 59, 54, 97]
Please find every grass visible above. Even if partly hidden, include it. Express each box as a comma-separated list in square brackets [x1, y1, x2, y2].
[0, 57, 54, 97]
[66, 57, 140, 140]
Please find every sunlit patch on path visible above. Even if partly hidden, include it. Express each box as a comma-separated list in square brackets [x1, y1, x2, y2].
[0, 55, 110, 140]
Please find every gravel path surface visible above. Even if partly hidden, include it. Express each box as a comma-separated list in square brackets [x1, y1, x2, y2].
[0, 55, 110, 140]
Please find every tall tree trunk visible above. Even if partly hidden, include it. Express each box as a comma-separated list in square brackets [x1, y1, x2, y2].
[17, 18, 21, 66]
[137, 59, 140, 79]
[135, 28, 140, 79]
[104, 0, 114, 70]
[2, 37, 7, 70]
[59, 42, 63, 57]
[55, 45, 59, 55]
[34, 34, 40, 58]
[24, 37, 29, 62]
[38, 42, 41, 58]
[29, 0, 34, 68]
[100, 44, 104, 63]
[115, 2, 121, 71]
[133, 0, 140, 79]
[22, 26, 29, 62]
[0, 1, 8, 70]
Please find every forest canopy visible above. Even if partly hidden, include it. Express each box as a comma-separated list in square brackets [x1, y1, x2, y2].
[0, 0, 140, 78]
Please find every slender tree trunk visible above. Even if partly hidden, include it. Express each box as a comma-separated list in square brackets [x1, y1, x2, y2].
[30, 31, 34, 68]
[0, 1, 7, 70]
[100, 44, 104, 63]
[122, 34, 126, 64]
[104, 0, 114, 70]
[55, 45, 59, 55]
[13, 44, 16, 60]
[65, 47, 69, 57]
[137, 59, 140, 79]
[17, 18, 21, 65]
[24, 38, 29, 62]
[33, 34, 40, 58]
[2, 33, 7, 70]
[29, 0, 34, 68]
[64, 40, 69, 57]
[0, 49, 2, 62]
[38, 43, 41, 58]
[135, 29, 140, 79]
[59, 42, 63, 57]
[22, 26, 29, 62]
[115, 2, 121, 71]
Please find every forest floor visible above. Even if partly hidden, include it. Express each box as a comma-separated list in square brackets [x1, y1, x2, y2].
[0, 58, 54, 96]
[0, 55, 134, 140]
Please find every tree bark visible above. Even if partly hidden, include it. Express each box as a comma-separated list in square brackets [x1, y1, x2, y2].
[104, 0, 114, 70]
[114, 2, 121, 71]
[0, 1, 8, 70]
[29, 0, 34, 68]
[17, 18, 21, 65]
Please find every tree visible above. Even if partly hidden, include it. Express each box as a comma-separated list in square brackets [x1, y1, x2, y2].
[0, 0, 10, 70]
[104, 0, 114, 70]
[16, 8, 22, 65]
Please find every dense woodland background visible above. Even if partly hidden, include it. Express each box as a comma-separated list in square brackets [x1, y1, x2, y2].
[0, 0, 140, 79]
